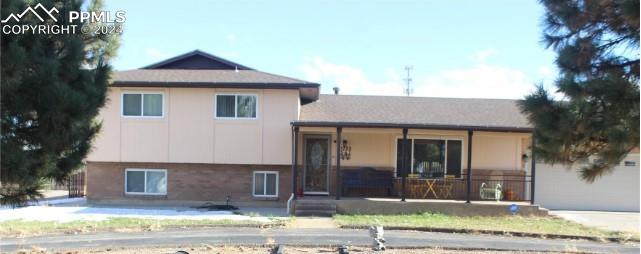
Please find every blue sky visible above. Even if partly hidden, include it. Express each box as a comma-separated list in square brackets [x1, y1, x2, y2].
[106, 0, 558, 99]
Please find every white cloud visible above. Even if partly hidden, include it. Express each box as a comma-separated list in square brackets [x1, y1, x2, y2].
[414, 64, 535, 99]
[145, 48, 170, 61]
[298, 52, 541, 99]
[299, 57, 404, 96]
[471, 48, 497, 64]
[225, 34, 237, 44]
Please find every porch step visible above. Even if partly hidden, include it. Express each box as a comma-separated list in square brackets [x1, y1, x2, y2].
[294, 202, 337, 217]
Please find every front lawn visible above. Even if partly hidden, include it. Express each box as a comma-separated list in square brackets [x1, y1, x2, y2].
[0, 217, 284, 237]
[334, 213, 638, 241]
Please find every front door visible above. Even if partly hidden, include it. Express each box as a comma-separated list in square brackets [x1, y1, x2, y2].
[303, 135, 330, 195]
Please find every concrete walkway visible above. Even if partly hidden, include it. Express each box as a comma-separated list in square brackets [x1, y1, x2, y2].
[550, 210, 640, 233]
[2, 227, 638, 253]
[287, 217, 337, 229]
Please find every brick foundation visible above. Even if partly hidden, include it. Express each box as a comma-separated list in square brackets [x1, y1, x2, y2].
[86, 162, 291, 207]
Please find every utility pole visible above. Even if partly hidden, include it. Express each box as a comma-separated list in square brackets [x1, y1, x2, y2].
[403, 65, 413, 96]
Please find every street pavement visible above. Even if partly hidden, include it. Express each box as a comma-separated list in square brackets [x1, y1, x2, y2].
[550, 210, 640, 233]
[1, 227, 639, 253]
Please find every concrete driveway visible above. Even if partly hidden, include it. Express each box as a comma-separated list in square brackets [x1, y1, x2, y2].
[550, 210, 640, 233]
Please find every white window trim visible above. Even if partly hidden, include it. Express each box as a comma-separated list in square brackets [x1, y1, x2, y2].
[121, 92, 165, 118]
[393, 135, 464, 178]
[623, 160, 636, 166]
[125, 168, 167, 195]
[252, 171, 279, 198]
[214, 93, 259, 119]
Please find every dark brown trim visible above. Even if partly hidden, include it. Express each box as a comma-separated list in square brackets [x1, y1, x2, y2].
[466, 130, 473, 204]
[111, 81, 320, 89]
[336, 127, 342, 200]
[530, 133, 536, 205]
[142, 50, 255, 70]
[401, 128, 408, 202]
[291, 126, 299, 200]
[112, 82, 320, 103]
[291, 121, 533, 133]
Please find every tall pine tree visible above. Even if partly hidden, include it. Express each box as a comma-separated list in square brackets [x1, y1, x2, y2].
[520, 0, 639, 182]
[1, 0, 120, 205]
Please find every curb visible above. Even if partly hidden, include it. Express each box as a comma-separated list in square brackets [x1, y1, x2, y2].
[340, 225, 638, 243]
[56, 243, 591, 254]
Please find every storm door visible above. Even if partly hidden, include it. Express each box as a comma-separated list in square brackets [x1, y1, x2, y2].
[303, 135, 330, 194]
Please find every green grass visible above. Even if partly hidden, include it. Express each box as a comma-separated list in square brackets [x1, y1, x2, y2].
[0, 217, 284, 237]
[334, 213, 638, 240]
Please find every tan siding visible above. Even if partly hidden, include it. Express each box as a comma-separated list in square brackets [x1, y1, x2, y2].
[88, 88, 300, 164]
[262, 90, 299, 164]
[168, 89, 214, 163]
[90, 88, 121, 161]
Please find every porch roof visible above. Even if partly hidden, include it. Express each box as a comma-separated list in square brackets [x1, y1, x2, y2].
[295, 94, 533, 133]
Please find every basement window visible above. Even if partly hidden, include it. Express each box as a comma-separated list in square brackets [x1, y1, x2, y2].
[125, 169, 167, 195]
[253, 171, 278, 197]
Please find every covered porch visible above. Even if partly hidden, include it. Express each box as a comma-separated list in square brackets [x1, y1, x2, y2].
[289, 122, 537, 205]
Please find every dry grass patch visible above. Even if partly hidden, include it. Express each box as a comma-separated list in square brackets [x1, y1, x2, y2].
[334, 212, 639, 241]
[0, 217, 285, 237]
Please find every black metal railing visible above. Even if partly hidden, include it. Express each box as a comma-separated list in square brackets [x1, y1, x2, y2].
[68, 171, 86, 198]
[343, 172, 532, 202]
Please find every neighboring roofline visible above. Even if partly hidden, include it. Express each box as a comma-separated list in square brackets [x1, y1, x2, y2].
[141, 50, 255, 70]
[291, 121, 533, 133]
[111, 81, 320, 89]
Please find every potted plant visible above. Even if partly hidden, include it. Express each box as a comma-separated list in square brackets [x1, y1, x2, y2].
[503, 189, 514, 201]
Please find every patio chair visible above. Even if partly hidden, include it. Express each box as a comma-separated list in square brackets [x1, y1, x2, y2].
[437, 175, 455, 199]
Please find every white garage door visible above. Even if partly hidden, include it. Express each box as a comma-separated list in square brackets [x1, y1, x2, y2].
[535, 154, 640, 212]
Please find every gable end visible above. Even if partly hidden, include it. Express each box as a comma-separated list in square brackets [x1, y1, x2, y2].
[142, 50, 253, 70]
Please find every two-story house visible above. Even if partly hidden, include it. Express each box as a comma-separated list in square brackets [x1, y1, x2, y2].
[86, 50, 639, 212]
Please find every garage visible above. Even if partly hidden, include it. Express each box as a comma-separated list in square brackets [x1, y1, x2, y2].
[535, 154, 640, 212]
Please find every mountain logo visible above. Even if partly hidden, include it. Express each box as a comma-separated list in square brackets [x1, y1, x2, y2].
[1, 3, 59, 23]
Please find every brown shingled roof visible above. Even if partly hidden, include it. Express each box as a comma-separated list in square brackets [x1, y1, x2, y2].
[113, 69, 318, 86]
[111, 69, 320, 103]
[297, 94, 532, 131]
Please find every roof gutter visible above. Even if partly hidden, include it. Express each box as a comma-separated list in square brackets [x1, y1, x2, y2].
[110, 81, 320, 88]
[111, 81, 320, 104]
[291, 121, 534, 133]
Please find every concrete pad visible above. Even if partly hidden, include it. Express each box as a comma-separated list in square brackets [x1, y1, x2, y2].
[288, 217, 337, 229]
[550, 210, 640, 233]
[237, 207, 288, 217]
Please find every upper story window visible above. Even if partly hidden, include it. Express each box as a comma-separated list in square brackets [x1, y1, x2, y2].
[122, 92, 164, 117]
[215, 94, 257, 119]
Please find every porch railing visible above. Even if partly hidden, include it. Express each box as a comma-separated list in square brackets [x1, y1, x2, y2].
[342, 172, 531, 202]
[68, 171, 86, 198]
